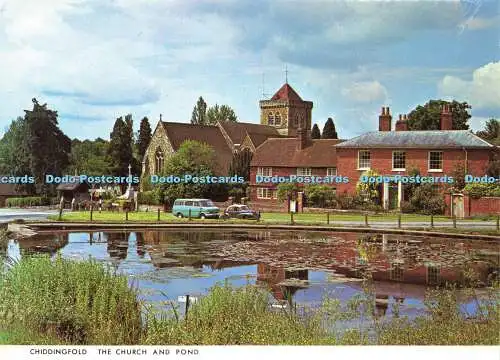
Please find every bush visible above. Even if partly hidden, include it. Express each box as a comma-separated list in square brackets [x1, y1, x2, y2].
[0, 255, 142, 345]
[6, 197, 50, 207]
[138, 191, 160, 205]
[400, 201, 415, 214]
[304, 185, 336, 208]
[409, 185, 445, 215]
[464, 183, 500, 198]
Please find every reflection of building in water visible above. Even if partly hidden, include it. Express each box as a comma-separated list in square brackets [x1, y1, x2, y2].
[136, 232, 145, 258]
[106, 232, 129, 261]
[18, 233, 69, 255]
[256, 264, 308, 301]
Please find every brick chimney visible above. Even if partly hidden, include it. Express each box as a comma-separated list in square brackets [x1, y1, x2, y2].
[296, 127, 308, 150]
[395, 114, 409, 131]
[378, 106, 392, 131]
[440, 104, 453, 130]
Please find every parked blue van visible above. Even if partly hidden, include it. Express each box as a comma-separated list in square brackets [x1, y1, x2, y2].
[172, 199, 220, 219]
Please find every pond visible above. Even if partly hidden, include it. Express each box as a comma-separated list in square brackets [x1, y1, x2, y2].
[3, 229, 499, 319]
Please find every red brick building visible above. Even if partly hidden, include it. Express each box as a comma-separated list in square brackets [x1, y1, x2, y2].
[249, 84, 497, 215]
[335, 106, 495, 213]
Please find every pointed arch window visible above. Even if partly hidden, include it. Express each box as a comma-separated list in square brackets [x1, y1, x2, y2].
[275, 113, 281, 126]
[155, 148, 164, 174]
[268, 113, 275, 125]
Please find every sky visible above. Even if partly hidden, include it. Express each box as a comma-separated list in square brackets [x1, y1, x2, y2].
[0, 0, 498, 140]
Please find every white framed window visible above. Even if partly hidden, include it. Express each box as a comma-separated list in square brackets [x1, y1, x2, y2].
[426, 264, 441, 285]
[358, 150, 371, 170]
[392, 151, 406, 170]
[327, 167, 337, 176]
[268, 113, 275, 126]
[428, 151, 443, 172]
[390, 263, 404, 282]
[257, 167, 272, 177]
[257, 188, 276, 199]
[297, 167, 312, 176]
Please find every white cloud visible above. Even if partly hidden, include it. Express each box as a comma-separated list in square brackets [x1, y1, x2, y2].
[438, 61, 500, 110]
[341, 81, 388, 104]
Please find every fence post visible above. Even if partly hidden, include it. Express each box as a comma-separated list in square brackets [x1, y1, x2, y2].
[452, 215, 456, 229]
[290, 212, 294, 225]
[185, 294, 190, 319]
[496, 215, 499, 231]
[58, 206, 63, 221]
[125, 210, 129, 221]
[90, 205, 93, 221]
[189, 209, 192, 221]
[364, 214, 368, 227]
[157, 208, 160, 221]
[398, 214, 401, 229]
[430, 214, 434, 228]
[327, 212, 330, 225]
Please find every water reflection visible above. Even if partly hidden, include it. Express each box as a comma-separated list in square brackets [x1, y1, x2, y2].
[4, 229, 499, 317]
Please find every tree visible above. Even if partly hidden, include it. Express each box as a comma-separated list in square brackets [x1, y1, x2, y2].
[158, 140, 217, 203]
[137, 117, 152, 160]
[24, 98, 71, 195]
[108, 116, 134, 178]
[322, 118, 338, 139]
[311, 124, 321, 139]
[407, 100, 471, 130]
[277, 183, 299, 202]
[206, 104, 238, 124]
[191, 97, 208, 125]
[476, 119, 500, 145]
[304, 184, 335, 208]
[355, 169, 380, 204]
[68, 138, 111, 176]
[0, 117, 33, 193]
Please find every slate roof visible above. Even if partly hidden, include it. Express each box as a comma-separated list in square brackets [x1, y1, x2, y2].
[161, 122, 233, 175]
[218, 121, 280, 145]
[335, 130, 494, 149]
[251, 138, 343, 167]
[270, 83, 303, 101]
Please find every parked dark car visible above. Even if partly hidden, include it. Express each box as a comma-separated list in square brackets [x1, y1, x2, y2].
[221, 204, 260, 220]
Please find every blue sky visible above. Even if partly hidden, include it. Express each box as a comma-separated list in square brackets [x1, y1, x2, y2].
[0, 0, 498, 140]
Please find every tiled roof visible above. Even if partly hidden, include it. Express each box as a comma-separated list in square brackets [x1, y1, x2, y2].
[251, 138, 343, 167]
[270, 83, 303, 101]
[219, 121, 280, 145]
[161, 122, 233, 175]
[335, 130, 494, 149]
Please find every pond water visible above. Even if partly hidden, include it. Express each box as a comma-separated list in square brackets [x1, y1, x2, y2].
[3, 229, 499, 320]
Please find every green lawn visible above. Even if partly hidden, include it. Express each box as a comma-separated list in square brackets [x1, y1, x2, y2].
[47, 210, 497, 225]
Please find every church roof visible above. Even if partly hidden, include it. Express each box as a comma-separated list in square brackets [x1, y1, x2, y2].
[251, 138, 343, 167]
[271, 83, 303, 101]
[160, 122, 233, 175]
[218, 121, 280, 145]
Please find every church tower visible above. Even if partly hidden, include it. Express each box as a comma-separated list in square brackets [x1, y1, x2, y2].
[259, 83, 313, 137]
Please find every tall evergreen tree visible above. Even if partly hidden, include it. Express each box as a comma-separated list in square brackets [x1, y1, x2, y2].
[311, 124, 321, 139]
[228, 148, 253, 180]
[191, 97, 208, 125]
[322, 118, 338, 139]
[24, 98, 71, 195]
[137, 117, 152, 160]
[108, 116, 134, 178]
[206, 104, 238, 124]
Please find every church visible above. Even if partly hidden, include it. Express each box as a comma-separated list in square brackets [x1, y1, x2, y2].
[141, 82, 314, 182]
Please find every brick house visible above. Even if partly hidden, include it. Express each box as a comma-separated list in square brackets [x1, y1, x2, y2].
[335, 105, 495, 214]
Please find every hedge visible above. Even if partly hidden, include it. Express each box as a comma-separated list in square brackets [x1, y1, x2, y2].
[6, 197, 50, 207]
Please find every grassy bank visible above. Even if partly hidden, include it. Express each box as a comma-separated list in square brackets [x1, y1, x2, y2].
[0, 256, 498, 345]
[48, 210, 497, 225]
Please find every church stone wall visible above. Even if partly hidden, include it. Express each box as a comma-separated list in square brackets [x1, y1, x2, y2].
[142, 122, 174, 177]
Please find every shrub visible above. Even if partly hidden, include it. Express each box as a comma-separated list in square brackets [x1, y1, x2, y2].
[304, 185, 336, 208]
[0, 255, 142, 344]
[335, 192, 364, 210]
[409, 184, 445, 215]
[138, 191, 160, 205]
[464, 183, 500, 198]
[6, 197, 50, 207]
[400, 201, 415, 214]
